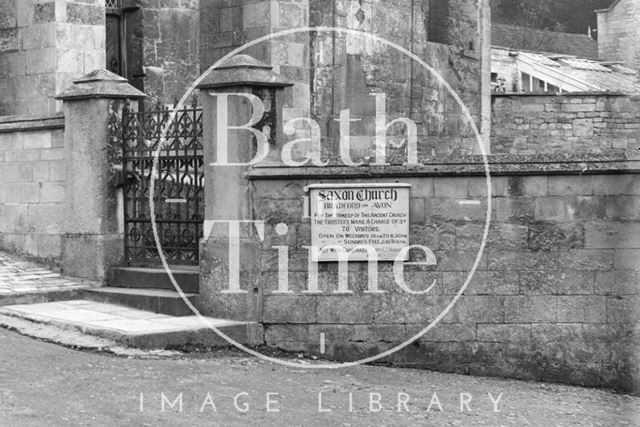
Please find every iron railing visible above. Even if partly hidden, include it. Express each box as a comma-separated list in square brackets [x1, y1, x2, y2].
[119, 101, 204, 265]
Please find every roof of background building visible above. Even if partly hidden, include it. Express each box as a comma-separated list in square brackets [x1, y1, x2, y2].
[595, 0, 622, 13]
[493, 47, 640, 93]
[492, 24, 598, 60]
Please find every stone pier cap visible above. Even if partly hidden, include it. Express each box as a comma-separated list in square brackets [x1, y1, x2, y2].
[197, 55, 293, 89]
[56, 69, 146, 101]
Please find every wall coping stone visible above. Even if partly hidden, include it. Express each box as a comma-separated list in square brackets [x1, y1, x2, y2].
[0, 114, 65, 134]
[492, 92, 630, 98]
[248, 154, 640, 179]
[56, 69, 146, 101]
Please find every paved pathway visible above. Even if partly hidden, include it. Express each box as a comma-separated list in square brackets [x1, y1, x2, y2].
[0, 252, 88, 298]
[0, 299, 254, 347]
[0, 328, 638, 426]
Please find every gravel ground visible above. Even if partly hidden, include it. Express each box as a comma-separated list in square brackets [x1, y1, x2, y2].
[0, 328, 638, 426]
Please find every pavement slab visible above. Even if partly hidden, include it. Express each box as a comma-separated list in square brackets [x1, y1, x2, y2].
[0, 300, 261, 349]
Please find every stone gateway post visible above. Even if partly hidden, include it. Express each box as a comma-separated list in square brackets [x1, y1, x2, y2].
[56, 70, 145, 281]
[196, 55, 293, 322]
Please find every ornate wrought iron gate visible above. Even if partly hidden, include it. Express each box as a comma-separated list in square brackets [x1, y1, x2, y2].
[120, 102, 204, 266]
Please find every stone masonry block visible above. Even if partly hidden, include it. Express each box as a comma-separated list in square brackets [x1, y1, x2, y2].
[409, 198, 425, 224]
[585, 222, 640, 249]
[32, 161, 50, 182]
[530, 323, 583, 343]
[534, 197, 570, 222]
[49, 160, 65, 181]
[614, 249, 640, 269]
[504, 296, 557, 323]
[0, 0, 16, 29]
[22, 25, 40, 50]
[0, 28, 20, 52]
[593, 175, 640, 196]
[507, 176, 548, 197]
[604, 196, 640, 221]
[352, 324, 406, 343]
[20, 131, 52, 149]
[243, 1, 272, 28]
[65, 3, 104, 25]
[308, 324, 354, 343]
[607, 296, 640, 323]
[557, 296, 606, 323]
[562, 103, 596, 113]
[317, 295, 377, 324]
[263, 295, 317, 323]
[548, 176, 594, 196]
[433, 177, 468, 197]
[27, 204, 65, 233]
[279, 2, 306, 28]
[495, 197, 535, 223]
[476, 323, 531, 342]
[17, 183, 39, 203]
[595, 270, 638, 296]
[419, 323, 476, 342]
[34, 2, 55, 23]
[26, 48, 56, 74]
[39, 183, 65, 203]
[264, 324, 309, 342]
[449, 295, 504, 323]
[558, 249, 614, 271]
[487, 250, 558, 271]
[519, 270, 595, 295]
[444, 270, 519, 295]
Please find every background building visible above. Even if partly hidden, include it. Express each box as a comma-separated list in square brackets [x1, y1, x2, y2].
[597, 0, 640, 70]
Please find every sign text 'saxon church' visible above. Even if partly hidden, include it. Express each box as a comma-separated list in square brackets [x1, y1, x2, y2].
[309, 184, 410, 261]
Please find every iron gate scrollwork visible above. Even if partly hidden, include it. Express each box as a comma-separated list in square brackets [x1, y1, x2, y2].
[120, 101, 204, 265]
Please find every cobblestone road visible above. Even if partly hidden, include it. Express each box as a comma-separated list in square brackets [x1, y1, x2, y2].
[0, 329, 638, 426]
[0, 252, 87, 297]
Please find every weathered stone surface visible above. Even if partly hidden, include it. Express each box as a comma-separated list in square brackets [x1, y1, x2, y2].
[520, 270, 594, 295]
[558, 249, 614, 271]
[504, 296, 556, 323]
[487, 250, 558, 271]
[585, 222, 640, 249]
[606, 296, 640, 324]
[557, 296, 607, 323]
[477, 323, 531, 342]
[492, 94, 640, 156]
[0, 28, 19, 52]
[444, 270, 518, 295]
[0, 0, 16, 29]
[263, 295, 317, 323]
[595, 270, 638, 296]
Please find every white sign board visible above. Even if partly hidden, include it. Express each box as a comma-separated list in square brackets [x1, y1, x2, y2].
[308, 183, 410, 262]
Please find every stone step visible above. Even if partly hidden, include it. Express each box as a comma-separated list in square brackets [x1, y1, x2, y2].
[80, 287, 197, 316]
[108, 266, 199, 293]
[0, 300, 263, 350]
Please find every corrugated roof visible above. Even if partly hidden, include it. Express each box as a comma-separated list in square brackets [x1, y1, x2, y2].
[515, 51, 640, 94]
[492, 24, 598, 59]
